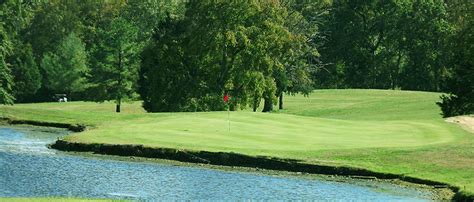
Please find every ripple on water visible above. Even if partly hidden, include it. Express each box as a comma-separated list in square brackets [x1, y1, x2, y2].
[0, 126, 435, 200]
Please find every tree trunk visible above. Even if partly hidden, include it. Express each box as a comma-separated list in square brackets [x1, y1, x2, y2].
[279, 93, 283, 110]
[116, 48, 123, 113]
[252, 95, 259, 112]
[116, 98, 121, 113]
[116, 104, 121, 113]
[252, 98, 258, 112]
[252, 101, 257, 112]
[262, 97, 273, 112]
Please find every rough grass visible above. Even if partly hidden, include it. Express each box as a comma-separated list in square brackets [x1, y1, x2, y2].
[1, 89, 473, 196]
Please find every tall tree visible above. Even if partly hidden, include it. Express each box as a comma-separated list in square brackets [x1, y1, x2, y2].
[140, 0, 299, 112]
[322, 0, 405, 89]
[0, 23, 13, 104]
[437, 0, 474, 117]
[319, 0, 450, 91]
[275, 0, 328, 110]
[10, 43, 41, 102]
[398, 0, 451, 91]
[121, 0, 183, 43]
[0, 0, 35, 104]
[41, 33, 89, 97]
[26, 1, 83, 61]
[24, 1, 91, 102]
[89, 17, 139, 113]
[139, 15, 193, 112]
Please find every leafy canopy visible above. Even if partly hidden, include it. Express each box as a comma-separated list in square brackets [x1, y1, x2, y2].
[41, 32, 89, 94]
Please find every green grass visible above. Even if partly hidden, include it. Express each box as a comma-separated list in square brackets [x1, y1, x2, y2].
[278, 89, 444, 121]
[1, 89, 473, 196]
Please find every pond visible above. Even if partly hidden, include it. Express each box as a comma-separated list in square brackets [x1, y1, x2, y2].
[0, 126, 437, 200]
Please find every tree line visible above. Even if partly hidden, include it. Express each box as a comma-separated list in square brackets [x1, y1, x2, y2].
[0, 0, 472, 116]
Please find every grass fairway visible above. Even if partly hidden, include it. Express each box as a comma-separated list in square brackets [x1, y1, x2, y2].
[1, 89, 473, 196]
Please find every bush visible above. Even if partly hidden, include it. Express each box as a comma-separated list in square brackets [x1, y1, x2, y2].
[437, 94, 474, 117]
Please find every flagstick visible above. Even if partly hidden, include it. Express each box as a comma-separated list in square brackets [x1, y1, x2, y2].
[224, 94, 230, 133]
[227, 105, 230, 133]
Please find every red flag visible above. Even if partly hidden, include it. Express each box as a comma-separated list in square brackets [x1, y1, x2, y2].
[223, 94, 229, 103]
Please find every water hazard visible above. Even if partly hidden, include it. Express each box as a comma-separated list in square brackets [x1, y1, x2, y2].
[0, 126, 436, 200]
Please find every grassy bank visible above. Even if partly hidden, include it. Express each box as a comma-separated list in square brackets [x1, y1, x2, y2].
[1, 89, 473, 197]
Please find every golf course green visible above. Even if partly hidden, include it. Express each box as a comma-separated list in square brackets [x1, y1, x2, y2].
[1, 89, 473, 198]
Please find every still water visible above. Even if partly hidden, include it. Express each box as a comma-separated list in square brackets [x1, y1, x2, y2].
[0, 126, 436, 200]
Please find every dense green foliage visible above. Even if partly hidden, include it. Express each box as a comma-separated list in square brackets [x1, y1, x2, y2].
[0, 23, 13, 104]
[1, 90, 473, 195]
[318, 0, 451, 91]
[437, 0, 474, 117]
[9, 43, 41, 103]
[140, 1, 318, 112]
[89, 17, 139, 112]
[0, 0, 471, 115]
[41, 33, 89, 96]
[0, 1, 22, 104]
[0, 0, 178, 111]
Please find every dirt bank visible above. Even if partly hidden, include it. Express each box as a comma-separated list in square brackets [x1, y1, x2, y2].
[0, 118, 86, 132]
[49, 139, 473, 201]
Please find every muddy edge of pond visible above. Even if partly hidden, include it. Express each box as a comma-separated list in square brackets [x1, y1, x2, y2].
[0, 118, 86, 132]
[2, 118, 473, 201]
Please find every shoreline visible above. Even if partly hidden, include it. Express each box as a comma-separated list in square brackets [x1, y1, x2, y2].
[2, 117, 473, 201]
[0, 118, 86, 132]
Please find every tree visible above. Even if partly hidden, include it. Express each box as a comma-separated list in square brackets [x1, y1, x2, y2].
[0, 0, 33, 104]
[321, 0, 405, 89]
[398, 0, 451, 91]
[121, 0, 183, 43]
[26, 1, 84, 61]
[139, 15, 194, 112]
[0, 23, 14, 104]
[275, 0, 328, 109]
[261, 77, 278, 112]
[10, 43, 41, 102]
[41, 33, 89, 97]
[437, 0, 474, 117]
[182, 0, 265, 110]
[140, 1, 296, 112]
[89, 17, 139, 113]
[244, 71, 265, 112]
[186, 0, 298, 112]
[318, 0, 450, 91]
